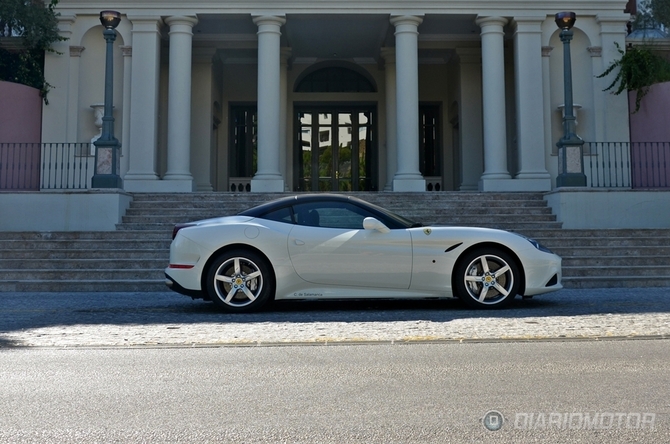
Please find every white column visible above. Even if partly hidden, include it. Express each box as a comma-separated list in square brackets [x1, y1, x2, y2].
[41, 14, 74, 142]
[455, 48, 484, 191]
[191, 47, 216, 191]
[391, 15, 425, 192]
[66, 45, 84, 142]
[513, 18, 551, 190]
[542, 46, 556, 178]
[124, 16, 162, 190]
[120, 45, 132, 178]
[163, 16, 198, 190]
[476, 16, 511, 190]
[251, 15, 286, 192]
[597, 15, 630, 142]
[380, 48, 397, 191]
[280, 48, 292, 191]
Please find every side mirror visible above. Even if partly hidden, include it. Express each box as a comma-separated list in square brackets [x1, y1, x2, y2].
[363, 217, 390, 233]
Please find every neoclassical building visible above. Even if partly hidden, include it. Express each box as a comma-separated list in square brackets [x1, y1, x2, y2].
[42, 0, 632, 194]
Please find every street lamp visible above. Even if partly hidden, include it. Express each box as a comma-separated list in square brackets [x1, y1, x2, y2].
[555, 12, 587, 187]
[91, 10, 123, 188]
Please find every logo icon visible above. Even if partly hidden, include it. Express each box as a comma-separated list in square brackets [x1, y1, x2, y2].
[483, 410, 504, 431]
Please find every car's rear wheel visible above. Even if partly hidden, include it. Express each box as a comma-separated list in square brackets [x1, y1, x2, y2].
[206, 249, 274, 312]
[453, 248, 520, 309]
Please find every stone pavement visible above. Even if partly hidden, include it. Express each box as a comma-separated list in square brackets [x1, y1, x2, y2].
[1, 288, 669, 348]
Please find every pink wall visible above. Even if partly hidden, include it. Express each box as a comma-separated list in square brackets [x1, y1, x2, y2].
[628, 82, 670, 188]
[0, 81, 42, 143]
[0, 81, 42, 190]
[629, 81, 670, 142]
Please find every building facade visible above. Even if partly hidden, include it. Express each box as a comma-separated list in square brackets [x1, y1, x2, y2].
[42, 0, 632, 194]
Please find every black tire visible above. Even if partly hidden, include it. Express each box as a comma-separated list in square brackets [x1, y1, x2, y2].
[453, 247, 520, 309]
[206, 249, 275, 313]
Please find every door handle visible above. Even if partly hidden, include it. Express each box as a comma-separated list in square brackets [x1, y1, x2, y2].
[294, 239, 305, 246]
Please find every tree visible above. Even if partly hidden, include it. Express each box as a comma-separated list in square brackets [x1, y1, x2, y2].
[0, 0, 64, 102]
[598, 0, 670, 112]
[649, 0, 670, 28]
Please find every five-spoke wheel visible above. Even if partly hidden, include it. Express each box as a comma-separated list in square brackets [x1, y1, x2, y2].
[206, 249, 274, 312]
[453, 248, 520, 309]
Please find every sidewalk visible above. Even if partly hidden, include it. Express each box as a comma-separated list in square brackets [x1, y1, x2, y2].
[1, 288, 669, 348]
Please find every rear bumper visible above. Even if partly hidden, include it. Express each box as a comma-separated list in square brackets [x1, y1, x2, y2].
[164, 273, 206, 300]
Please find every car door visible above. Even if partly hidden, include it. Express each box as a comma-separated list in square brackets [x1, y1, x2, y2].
[287, 201, 413, 289]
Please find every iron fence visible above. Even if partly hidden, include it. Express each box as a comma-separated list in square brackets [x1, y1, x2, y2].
[0, 143, 92, 191]
[584, 142, 669, 189]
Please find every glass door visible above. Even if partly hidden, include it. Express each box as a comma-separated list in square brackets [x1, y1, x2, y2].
[297, 107, 374, 191]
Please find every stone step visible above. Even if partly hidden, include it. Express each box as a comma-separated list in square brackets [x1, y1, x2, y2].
[0, 258, 166, 270]
[0, 269, 164, 281]
[6, 191, 669, 292]
[0, 239, 172, 250]
[0, 280, 166, 292]
[563, 255, 670, 267]
[0, 248, 168, 260]
[562, 265, 670, 277]
[562, 276, 670, 289]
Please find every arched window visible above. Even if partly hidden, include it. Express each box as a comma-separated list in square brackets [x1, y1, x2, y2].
[295, 67, 376, 93]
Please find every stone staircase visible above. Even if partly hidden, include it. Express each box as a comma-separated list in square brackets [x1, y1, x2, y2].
[1, 192, 669, 292]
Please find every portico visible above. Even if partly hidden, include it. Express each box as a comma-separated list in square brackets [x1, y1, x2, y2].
[42, 2, 631, 193]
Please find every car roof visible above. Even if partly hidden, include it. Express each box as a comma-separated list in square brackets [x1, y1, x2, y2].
[239, 194, 363, 217]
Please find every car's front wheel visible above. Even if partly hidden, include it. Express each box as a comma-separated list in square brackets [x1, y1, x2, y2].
[453, 248, 520, 309]
[206, 249, 275, 312]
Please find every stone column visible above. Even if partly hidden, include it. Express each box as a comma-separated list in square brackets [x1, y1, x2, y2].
[476, 16, 511, 190]
[251, 15, 286, 192]
[163, 16, 198, 190]
[391, 15, 425, 192]
[513, 17, 551, 190]
[67, 45, 84, 143]
[124, 16, 162, 190]
[380, 48, 397, 191]
[41, 14, 75, 142]
[191, 47, 216, 191]
[280, 48, 292, 190]
[120, 45, 132, 178]
[597, 15, 631, 142]
[542, 45, 556, 176]
[455, 48, 484, 191]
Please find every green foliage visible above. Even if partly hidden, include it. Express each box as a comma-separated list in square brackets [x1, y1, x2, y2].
[649, 0, 670, 28]
[597, 42, 670, 112]
[0, 0, 64, 102]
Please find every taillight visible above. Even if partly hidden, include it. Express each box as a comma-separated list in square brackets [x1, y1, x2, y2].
[172, 223, 196, 239]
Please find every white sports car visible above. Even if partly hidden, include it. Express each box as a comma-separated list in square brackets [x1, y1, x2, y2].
[165, 194, 562, 312]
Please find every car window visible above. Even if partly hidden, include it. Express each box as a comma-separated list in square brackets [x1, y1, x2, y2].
[293, 202, 373, 229]
[261, 206, 294, 224]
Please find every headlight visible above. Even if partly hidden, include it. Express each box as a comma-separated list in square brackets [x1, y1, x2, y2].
[513, 232, 554, 254]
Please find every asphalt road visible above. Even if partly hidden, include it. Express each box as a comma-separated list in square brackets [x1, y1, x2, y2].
[1, 287, 669, 347]
[0, 341, 668, 443]
[1, 288, 669, 442]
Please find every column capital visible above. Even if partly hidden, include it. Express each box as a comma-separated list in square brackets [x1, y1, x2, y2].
[164, 16, 198, 28]
[69, 46, 85, 57]
[390, 15, 424, 33]
[120, 45, 132, 57]
[512, 16, 544, 33]
[253, 15, 286, 28]
[542, 46, 553, 57]
[476, 16, 508, 30]
[587, 46, 602, 57]
[127, 16, 163, 32]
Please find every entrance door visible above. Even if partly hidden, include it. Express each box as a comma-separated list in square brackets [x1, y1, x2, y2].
[296, 107, 375, 191]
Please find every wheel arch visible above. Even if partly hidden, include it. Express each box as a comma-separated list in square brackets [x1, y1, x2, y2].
[451, 241, 526, 296]
[200, 243, 277, 300]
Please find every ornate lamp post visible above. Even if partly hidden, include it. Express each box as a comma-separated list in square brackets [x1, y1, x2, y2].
[91, 10, 123, 188]
[555, 12, 587, 187]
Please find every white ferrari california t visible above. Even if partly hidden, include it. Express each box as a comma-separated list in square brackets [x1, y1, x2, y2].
[165, 194, 562, 312]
